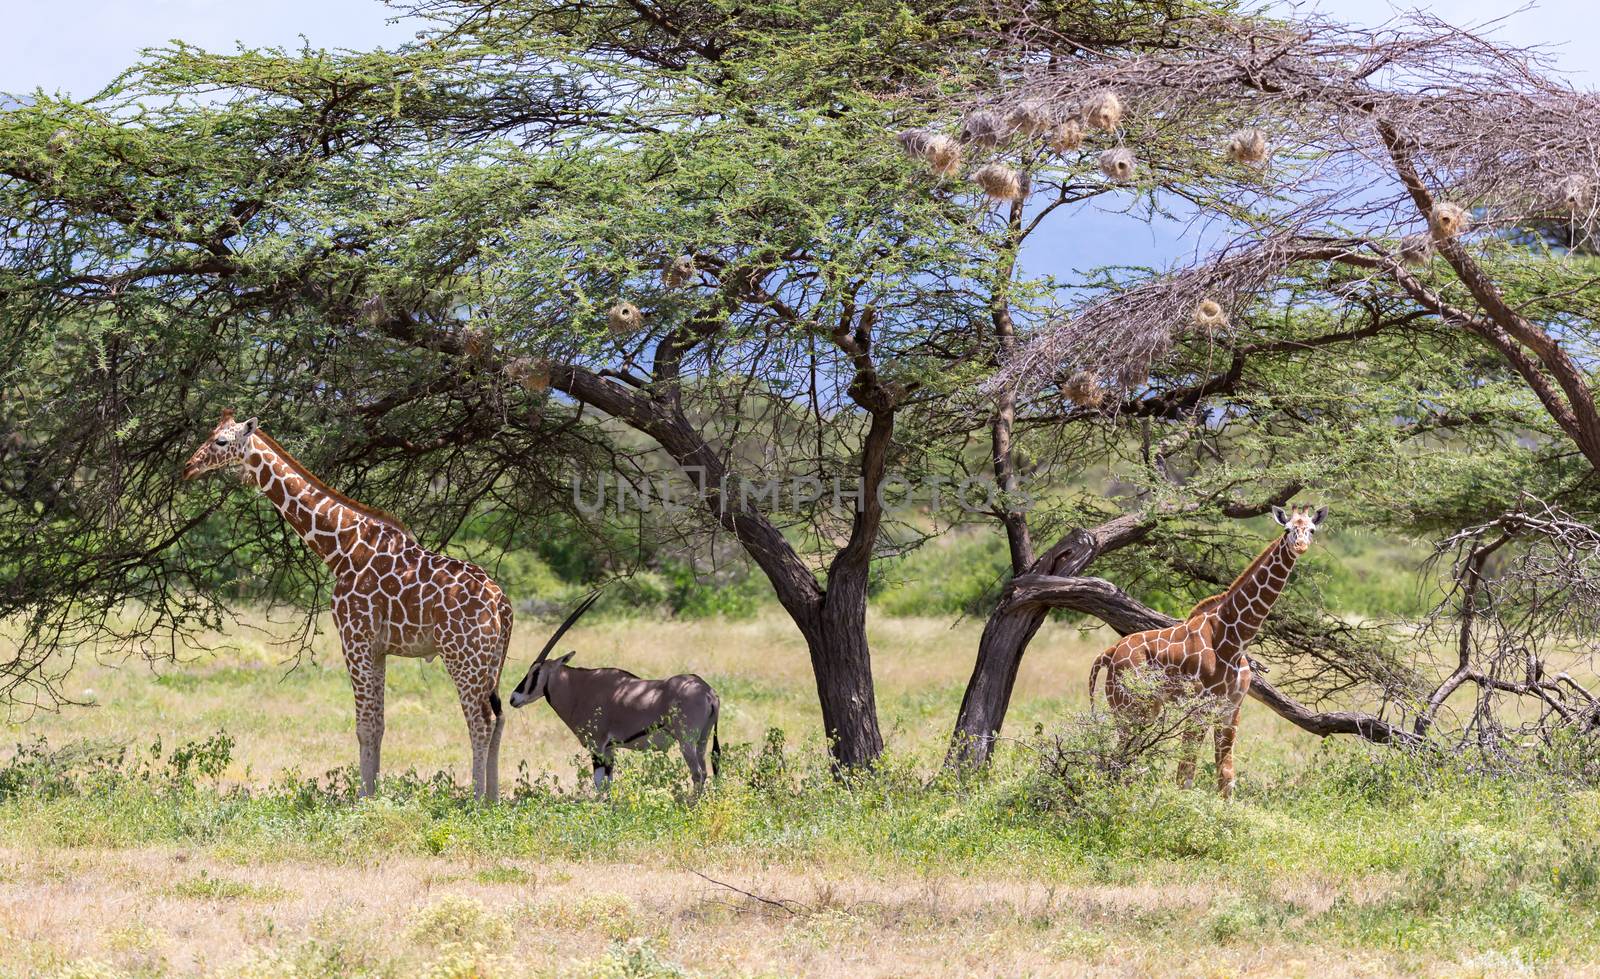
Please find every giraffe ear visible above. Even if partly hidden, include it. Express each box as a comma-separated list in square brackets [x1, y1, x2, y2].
[1312, 505, 1328, 526]
[1271, 505, 1290, 527]
[241, 417, 258, 436]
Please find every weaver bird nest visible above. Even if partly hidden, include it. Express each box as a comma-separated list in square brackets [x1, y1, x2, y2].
[972, 163, 1027, 203]
[1191, 298, 1229, 334]
[1098, 147, 1136, 183]
[1082, 90, 1124, 131]
[1555, 174, 1591, 212]
[1062, 370, 1106, 408]
[463, 326, 492, 360]
[961, 109, 1008, 148]
[607, 301, 643, 333]
[897, 128, 963, 178]
[1006, 101, 1053, 138]
[1224, 128, 1270, 164]
[662, 253, 696, 289]
[1398, 234, 1434, 266]
[1429, 202, 1470, 240]
[1049, 118, 1085, 154]
[505, 357, 551, 393]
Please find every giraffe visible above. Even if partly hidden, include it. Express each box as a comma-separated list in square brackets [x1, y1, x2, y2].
[182, 410, 514, 801]
[1088, 504, 1327, 798]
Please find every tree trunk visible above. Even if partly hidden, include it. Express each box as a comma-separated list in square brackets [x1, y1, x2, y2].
[947, 526, 1126, 767]
[802, 575, 885, 770]
[948, 600, 1050, 766]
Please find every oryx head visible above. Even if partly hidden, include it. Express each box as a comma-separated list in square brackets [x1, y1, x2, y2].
[509, 592, 600, 708]
[182, 409, 258, 480]
[1272, 504, 1328, 555]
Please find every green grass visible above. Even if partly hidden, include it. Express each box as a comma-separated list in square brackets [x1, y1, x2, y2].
[1, 613, 1591, 977]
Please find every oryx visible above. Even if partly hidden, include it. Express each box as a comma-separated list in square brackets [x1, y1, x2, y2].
[509, 593, 721, 794]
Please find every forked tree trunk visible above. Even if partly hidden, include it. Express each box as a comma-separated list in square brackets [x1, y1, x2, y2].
[948, 527, 1106, 767]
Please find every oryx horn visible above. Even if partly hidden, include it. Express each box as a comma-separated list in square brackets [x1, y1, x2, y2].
[533, 590, 602, 665]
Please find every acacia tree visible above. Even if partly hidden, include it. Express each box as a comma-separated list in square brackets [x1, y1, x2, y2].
[1, 0, 1238, 767]
[942, 10, 1600, 762]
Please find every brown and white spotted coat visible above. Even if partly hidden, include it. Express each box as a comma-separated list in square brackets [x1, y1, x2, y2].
[183, 410, 514, 801]
[1088, 504, 1327, 798]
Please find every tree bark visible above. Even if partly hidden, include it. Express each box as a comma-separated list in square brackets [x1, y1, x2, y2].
[947, 518, 1148, 766]
[549, 359, 892, 767]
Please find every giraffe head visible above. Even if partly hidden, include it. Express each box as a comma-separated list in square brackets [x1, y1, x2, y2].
[182, 409, 259, 481]
[1272, 504, 1328, 554]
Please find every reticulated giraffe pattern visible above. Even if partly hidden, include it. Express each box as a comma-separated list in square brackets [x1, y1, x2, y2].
[183, 410, 514, 801]
[1089, 505, 1327, 798]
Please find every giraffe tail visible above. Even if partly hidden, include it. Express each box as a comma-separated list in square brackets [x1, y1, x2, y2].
[1087, 652, 1109, 714]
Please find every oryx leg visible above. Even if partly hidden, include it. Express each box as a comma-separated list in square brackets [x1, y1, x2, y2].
[680, 735, 708, 795]
[342, 639, 385, 799]
[591, 742, 615, 793]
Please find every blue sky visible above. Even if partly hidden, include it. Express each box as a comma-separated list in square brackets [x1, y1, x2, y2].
[4, 1, 1592, 98]
[2, 0, 1594, 281]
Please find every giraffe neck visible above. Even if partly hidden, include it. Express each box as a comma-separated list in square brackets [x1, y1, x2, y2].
[242, 434, 388, 573]
[1212, 535, 1300, 658]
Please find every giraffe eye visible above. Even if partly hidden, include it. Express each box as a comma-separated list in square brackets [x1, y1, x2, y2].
[215, 437, 230, 447]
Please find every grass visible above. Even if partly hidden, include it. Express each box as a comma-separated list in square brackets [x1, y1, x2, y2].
[3, 611, 1600, 977]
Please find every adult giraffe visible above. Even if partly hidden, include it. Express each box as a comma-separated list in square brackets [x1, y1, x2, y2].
[1088, 504, 1327, 798]
[182, 410, 514, 801]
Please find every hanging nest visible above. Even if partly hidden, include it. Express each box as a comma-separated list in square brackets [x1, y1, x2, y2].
[897, 128, 935, 158]
[663, 253, 696, 289]
[1005, 101, 1052, 139]
[358, 293, 390, 327]
[922, 134, 962, 178]
[1224, 128, 1269, 164]
[1063, 371, 1105, 408]
[46, 128, 75, 155]
[1555, 175, 1590, 212]
[505, 356, 551, 393]
[1191, 298, 1228, 334]
[960, 109, 1008, 148]
[463, 325, 492, 360]
[972, 163, 1027, 203]
[607, 301, 643, 333]
[1083, 91, 1124, 131]
[896, 128, 961, 177]
[1098, 147, 1136, 183]
[1049, 118, 1085, 155]
[1429, 202, 1470, 241]
[1397, 234, 1433, 267]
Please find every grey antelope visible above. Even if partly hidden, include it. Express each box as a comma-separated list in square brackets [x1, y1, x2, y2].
[509, 594, 721, 793]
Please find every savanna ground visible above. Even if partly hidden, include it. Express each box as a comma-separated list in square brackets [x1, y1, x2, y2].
[4, 611, 1600, 978]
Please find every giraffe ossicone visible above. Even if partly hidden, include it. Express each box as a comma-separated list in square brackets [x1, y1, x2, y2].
[183, 409, 514, 801]
[1088, 503, 1327, 798]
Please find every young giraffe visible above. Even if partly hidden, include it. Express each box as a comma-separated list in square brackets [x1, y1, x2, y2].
[1088, 505, 1327, 798]
[182, 410, 514, 801]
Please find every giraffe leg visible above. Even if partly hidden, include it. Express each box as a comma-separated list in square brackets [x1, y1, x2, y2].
[1176, 719, 1204, 789]
[1215, 705, 1242, 799]
[442, 650, 496, 802]
[343, 642, 386, 799]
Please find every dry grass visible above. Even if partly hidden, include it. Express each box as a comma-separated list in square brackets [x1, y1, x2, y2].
[0, 612, 1577, 977]
[0, 845, 1463, 978]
